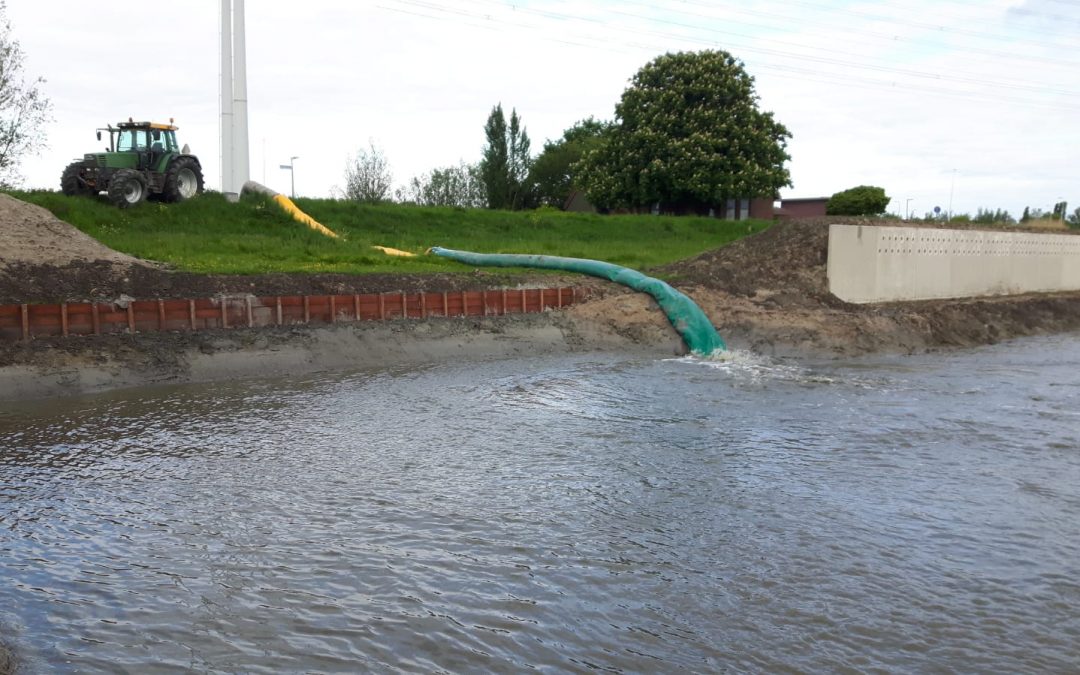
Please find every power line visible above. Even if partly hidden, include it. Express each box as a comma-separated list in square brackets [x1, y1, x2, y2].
[698, 0, 1080, 42]
[655, 0, 1080, 68]
[449, 0, 1080, 100]
[377, 1, 1080, 112]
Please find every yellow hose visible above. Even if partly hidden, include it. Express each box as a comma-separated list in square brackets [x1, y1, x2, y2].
[271, 194, 340, 239]
[372, 245, 417, 258]
[241, 181, 415, 257]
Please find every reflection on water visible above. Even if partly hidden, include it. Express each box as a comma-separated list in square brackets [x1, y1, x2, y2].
[2, 336, 1080, 672]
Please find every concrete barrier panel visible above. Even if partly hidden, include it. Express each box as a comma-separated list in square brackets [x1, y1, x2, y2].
[828, 224, 1080, 303]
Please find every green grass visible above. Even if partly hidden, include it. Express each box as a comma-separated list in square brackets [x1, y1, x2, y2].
[8, 190, 770, 276]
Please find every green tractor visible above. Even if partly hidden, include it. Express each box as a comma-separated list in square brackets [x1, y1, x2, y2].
[61, 119, 205, 208]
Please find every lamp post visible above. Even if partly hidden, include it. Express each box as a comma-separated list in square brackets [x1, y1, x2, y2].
[279, 156, 298, 198]
[905, 198, 913, 220]
[948, 169, 957, 218]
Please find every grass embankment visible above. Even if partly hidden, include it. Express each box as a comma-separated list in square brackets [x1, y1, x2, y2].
[11, 191, 770, 276]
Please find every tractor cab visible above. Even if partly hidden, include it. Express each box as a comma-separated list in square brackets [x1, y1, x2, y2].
[99, 121, 180, 172]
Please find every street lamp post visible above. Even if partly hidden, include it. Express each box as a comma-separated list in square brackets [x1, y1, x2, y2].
[279, 156, 299, 198]
[948, 169, 957, 218]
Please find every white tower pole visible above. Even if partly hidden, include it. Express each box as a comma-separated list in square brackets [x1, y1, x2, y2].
[220, 0, 234, 198]
[232, 0, 250, 192]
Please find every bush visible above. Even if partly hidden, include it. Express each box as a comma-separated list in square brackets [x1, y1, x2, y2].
[826, 185, 890, 216]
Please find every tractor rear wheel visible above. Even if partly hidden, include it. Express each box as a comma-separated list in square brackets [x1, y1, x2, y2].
[107, 169, 148, 208]
[163, 156, 204, 202]
[61, 162, 93, 197]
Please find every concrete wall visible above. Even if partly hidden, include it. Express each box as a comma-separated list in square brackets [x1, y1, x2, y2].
[828, 224, 1080, 303]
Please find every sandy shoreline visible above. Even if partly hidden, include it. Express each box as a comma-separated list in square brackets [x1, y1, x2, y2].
[5, 282, 1080, 401]
[0, 310, 686, 402]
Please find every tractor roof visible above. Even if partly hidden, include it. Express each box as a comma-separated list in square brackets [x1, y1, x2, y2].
[117, 120, 179, 131]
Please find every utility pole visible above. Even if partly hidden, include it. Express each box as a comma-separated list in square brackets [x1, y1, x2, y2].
[280, 156, 298, 198]
[948, 169, 957, 218]
[905, 198, 913, 220]
[220, 0, 250, 200]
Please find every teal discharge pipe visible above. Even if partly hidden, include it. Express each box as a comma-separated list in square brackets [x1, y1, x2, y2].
[428, 247, 726, 355]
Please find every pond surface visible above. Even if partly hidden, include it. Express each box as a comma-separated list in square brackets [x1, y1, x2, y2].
[2, 336, 1079, 672]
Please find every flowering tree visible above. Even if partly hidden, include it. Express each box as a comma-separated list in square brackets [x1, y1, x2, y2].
[576, 50, 791, 213]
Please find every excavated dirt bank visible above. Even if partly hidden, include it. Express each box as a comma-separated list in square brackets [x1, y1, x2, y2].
[2, 198, 1080, 399]
[641, 216, 1080, 356]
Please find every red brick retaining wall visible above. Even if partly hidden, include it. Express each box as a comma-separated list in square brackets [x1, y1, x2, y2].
[0, 287, 581, 342]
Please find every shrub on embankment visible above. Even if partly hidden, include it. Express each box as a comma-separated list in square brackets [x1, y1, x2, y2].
[8, 191, 770, 276]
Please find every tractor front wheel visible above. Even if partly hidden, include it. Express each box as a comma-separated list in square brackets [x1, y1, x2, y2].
[163, 156, 205, 202]
[60, 162, 93, 197]
[107, 169, 148, 209]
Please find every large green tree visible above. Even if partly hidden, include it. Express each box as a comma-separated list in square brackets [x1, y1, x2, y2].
[0, 1, 52, 187]
[576, 50, 791, 213]
[529, 117, 610, 209]
[479, 104, 532, 210]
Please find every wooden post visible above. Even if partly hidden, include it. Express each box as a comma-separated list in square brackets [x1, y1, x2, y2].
[189, 300, 196, 331]
[246, 296, 254, 328]
[501, 289, 507, 315]
[276, 297, 283, 325]
[557, 287, 563, 307]
[379, 293, 385, 320]
[220, 298, 228, 329]
[482, 290, 488, 316]
[420, 293, 427, 319]
[303, 296, 310, 324]
[20, 304, 28, 341]
[61, 303, 69, 337]
[461, 290, 468, 317]
[128, 303, 136, 333]
[354, 294, 361, 322]
[157, 299, 165, 331]
[442, 291, 449, 317]
[521, 289, 526, 314]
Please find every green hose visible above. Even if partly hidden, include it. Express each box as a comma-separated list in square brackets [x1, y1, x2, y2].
[428, 247, 726, 355]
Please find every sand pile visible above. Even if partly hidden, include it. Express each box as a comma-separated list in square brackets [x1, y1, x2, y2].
[0, 194, 148, 270]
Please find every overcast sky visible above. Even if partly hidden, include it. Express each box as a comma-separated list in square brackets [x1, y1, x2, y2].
[8, 0, 1079, 218]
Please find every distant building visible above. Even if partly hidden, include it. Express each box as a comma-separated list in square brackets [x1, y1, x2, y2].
[562, 191, 776, 220]
[564, 189, 595, 213]
[776, 197, 830, 219]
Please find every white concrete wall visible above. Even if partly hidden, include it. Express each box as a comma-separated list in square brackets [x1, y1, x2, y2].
[827, 224, 1080, 303]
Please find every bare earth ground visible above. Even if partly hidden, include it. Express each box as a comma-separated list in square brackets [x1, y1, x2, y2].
[2, 196, 1080, 398]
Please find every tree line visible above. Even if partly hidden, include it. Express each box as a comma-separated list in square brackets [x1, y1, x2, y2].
[345, 50, 794, 214]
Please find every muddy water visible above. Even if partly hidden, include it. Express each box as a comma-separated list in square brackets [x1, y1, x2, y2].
[2, 335, 1079, 673]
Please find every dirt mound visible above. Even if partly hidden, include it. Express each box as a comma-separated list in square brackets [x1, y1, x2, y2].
[657, 216, 879, 308]
[0, 194, 150, 270]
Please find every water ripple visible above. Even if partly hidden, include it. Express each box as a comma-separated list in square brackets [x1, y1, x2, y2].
[2, 337, 1080, 672]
